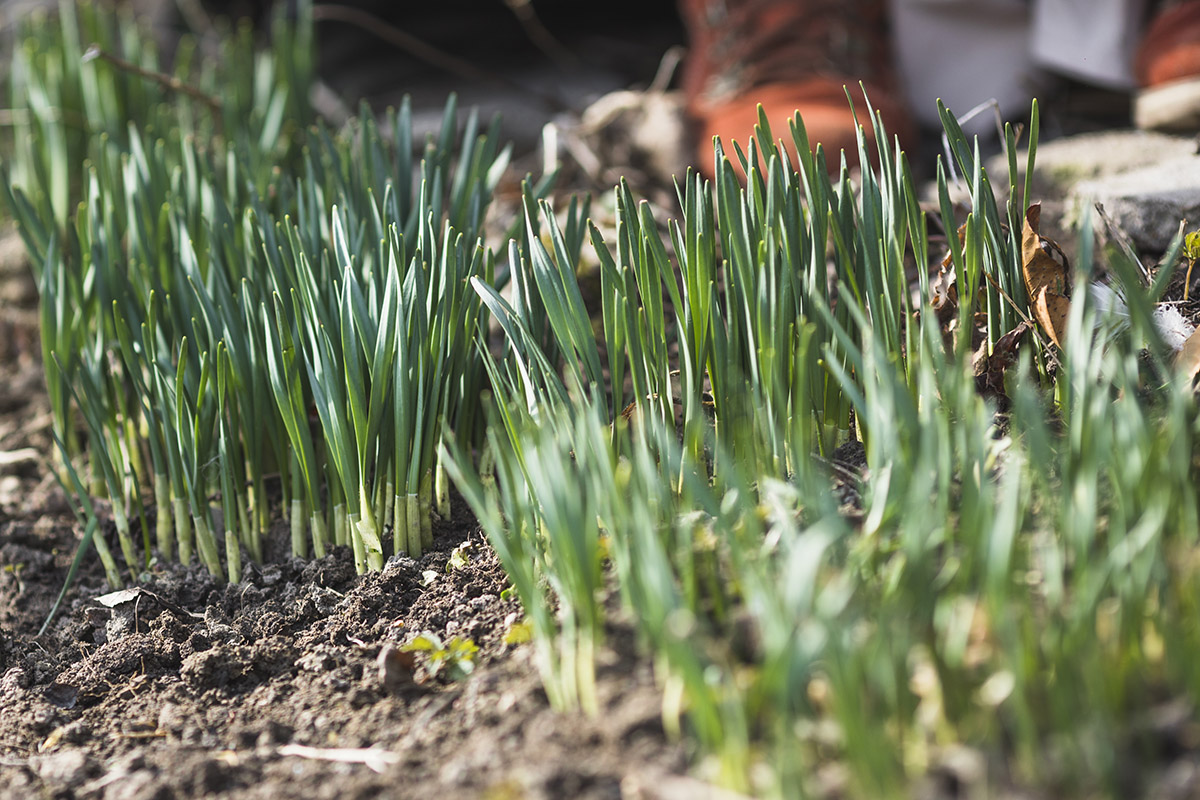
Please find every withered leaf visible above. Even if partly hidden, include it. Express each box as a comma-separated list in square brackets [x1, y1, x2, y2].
[975, 320, 1033, 402]
[1021, 204, 1071, 348]
[993, 319, 1034, 363]
[934, 222, 969, 311]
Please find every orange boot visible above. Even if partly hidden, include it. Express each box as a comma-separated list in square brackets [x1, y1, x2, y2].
[679, 0, 912, 177]
[1135, 0, 1200, 130]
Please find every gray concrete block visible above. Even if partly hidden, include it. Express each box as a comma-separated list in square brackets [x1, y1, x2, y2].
[1075, 156, 1200, 251]
[986, 130, 1200, 252]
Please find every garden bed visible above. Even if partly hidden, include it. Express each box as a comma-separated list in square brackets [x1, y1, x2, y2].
[7, 3, 1200, 798]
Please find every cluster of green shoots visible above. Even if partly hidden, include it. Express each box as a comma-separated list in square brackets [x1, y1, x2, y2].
[446, 104, 1200, 797]
[9, 3, 1200, 797]
[4, 1, 518, 584]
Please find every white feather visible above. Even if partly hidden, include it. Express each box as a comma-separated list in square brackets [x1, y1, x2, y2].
[1088, 281, 1195, 352]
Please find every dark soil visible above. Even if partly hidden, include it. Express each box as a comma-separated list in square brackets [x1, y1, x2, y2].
[0, 242, 689, 799]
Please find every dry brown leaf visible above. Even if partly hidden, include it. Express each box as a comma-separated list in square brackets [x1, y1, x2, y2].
[1176, 325, 1200, 385]
[933, 221, 976, 322]
[975, 320, 1033, 402]
[992, 319, 1034, 364]
[1021, 204, 1071, 348]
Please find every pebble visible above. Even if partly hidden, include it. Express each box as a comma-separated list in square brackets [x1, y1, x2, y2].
[0, 665, 29, 693]
[158, 702, 187, 733]
[0, 475, 22, 509]
[377, 642, 416, 694]
[32, 749, 91, 785]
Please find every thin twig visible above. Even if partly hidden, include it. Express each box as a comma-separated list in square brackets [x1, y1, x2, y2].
[1093, 201, 1152, 286]
[313, 4, 491, 86]
[502, 0, 578, 69]
[82, 44, 223, 128]
[117, 730, 167, 740]
[311, 3, 566, 113]
[982, 269, 1035, 330]
[649, 46, 685, 94]
[941, 97, 1003, 187]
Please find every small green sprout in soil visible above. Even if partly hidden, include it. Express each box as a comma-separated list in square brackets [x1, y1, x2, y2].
[402, 632, 480, 682]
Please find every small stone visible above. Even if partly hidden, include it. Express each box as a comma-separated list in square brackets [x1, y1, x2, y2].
[0, 475, 21, 509]
[158, 702, 187, 733]
[103, 769, 157, 800]
[42, 681, 78, 710]
[377, 643, 417, 694]
[33, 749, 91, 786]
